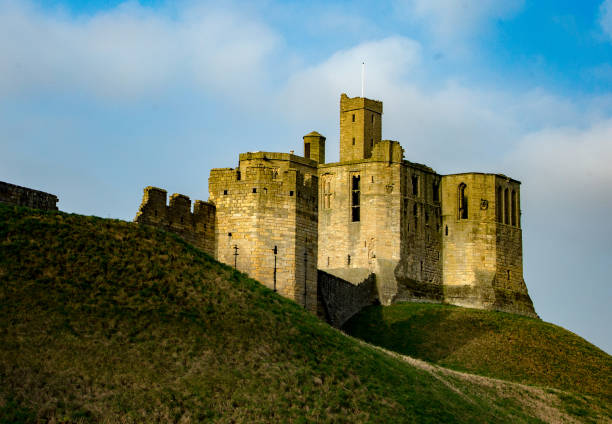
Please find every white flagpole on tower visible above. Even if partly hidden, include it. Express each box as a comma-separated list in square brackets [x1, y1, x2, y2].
[361, 62, 365, 98]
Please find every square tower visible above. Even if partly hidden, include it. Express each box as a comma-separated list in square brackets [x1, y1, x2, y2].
[339, 93, 383, 162]
[303, 131, 326, 164]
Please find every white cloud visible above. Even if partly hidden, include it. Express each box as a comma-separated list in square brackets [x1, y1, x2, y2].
[281, 36, 421, 120]
[394, 0, 524, 41]
[279, 36, 592, 169]
[0, 1, 280, 101]
[600, 0, 612, 40]
[508, 121, 612, 207]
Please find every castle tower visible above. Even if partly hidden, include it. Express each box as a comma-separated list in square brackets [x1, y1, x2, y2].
[440, 173, 536, 317]
[303, 131, 326, 164]
[339, 93, 383, 162]
[209, 152, 319, 313]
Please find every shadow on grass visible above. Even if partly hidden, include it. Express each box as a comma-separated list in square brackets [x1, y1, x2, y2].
[343, 303, 495, 363]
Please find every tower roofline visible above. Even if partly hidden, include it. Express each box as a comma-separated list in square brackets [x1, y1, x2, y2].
[340, 93, 383, 114]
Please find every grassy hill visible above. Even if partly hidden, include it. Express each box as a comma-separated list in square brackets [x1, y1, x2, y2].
[343, 303, 612, 404]
[0, 204, 610, 423]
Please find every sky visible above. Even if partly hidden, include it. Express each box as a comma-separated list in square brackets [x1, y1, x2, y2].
[1, 0, 611, 353]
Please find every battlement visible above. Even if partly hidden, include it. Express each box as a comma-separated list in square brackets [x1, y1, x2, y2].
[340, 93, 383, 114]
[339, 94, 383, 162]
[135, 186, 215, 256]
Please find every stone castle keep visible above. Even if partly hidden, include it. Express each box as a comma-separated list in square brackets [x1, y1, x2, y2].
[136, 93, 537, 323]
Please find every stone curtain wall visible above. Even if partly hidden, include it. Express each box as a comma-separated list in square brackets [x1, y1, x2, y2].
[317, 270, 377, 328]
[134, 186, 216, 256]
[0, 181, 58, 211]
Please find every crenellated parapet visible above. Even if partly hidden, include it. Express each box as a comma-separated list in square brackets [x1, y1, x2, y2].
[135, 186, 215, 256]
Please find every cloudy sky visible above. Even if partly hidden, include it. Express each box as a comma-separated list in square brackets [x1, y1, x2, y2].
[1, 0, 611, 353]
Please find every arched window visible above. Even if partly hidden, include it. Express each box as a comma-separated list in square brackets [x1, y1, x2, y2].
[458, 183, 468, 220]
[511, 190, 517, 226]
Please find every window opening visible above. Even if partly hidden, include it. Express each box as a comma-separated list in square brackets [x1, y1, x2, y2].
[504, 188, 509, 224]
[351, 175, 360, 222]
[352, 114, 355, 122]
[507, 270, 511, 280]
[252, 188, 257, 194]
[304, 143, 310, 159]
[412, 176, 419, 196]
[236, 170, 241, 181]
[496, 186, 502, 223]
[433, 182, 439, 202]
[370, 138, 373, 148]
[458, 183, 468, 220]
[445, 225, 448, 236]
[289, 190, 294, 196]
[371, 115, 374, 123]
[352, 137, 355, 145]
[223, 190, 228, 195]
[347, 255, 351, 265]
[511, 190, 517, 226]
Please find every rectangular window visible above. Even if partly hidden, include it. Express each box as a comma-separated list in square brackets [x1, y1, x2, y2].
[433, 182, 439, 202]
[511, 190, 517, 226]
[304, 142, 310, 159]
[321, 178, 332, 209]
[496, 186, 502, 223]
[412, 175, 419, 196]
[504, 188, 509, 224]
[351, 175, 360, 222]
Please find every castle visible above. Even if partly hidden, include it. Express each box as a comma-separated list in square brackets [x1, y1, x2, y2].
[136, 94, 537, 324]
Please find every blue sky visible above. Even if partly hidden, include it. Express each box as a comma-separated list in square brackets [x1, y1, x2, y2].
[1, 0, 611, 354]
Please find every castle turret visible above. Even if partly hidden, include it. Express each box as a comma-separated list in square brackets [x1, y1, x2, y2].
[303, 131, 326, 164]
[339, 93, 382, 162]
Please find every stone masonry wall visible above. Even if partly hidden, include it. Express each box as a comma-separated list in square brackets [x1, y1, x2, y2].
[441, 174, 536, 317]
[339, 94, 383, 162]
[134, 186, 216, 256]
[0, 181, 58, 211]
[209, 152, 319, 313]
[395, 161, 443, 302]
[317, 270, 377, 328]
[318, 147, 402, 304]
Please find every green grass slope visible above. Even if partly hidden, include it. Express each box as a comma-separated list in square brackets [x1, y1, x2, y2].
[343, 303, 612, 404]
[0, 204, 608, 423]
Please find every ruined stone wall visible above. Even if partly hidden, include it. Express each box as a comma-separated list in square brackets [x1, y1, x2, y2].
[0, 181, 58, 211]
[493, 177, 536, 316]
[395, 162, 443, 302]
[317, 270, 377, 328]
[134, 187, 216, 256]
[209, 153, 318, 312]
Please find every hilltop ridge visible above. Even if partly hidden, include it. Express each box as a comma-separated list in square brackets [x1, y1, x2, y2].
[0, 204, 609, 422]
